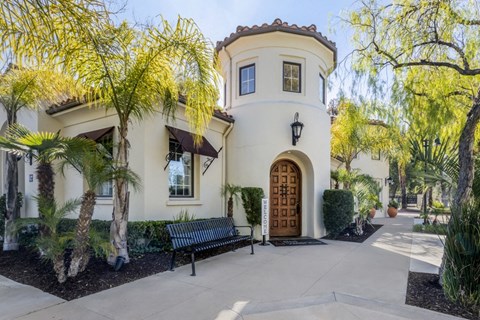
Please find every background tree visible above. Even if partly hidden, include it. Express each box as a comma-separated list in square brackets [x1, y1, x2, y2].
[347, 0, 480, 301]
[70, 19, 219, 262]
[0, 66, 81, 250]
[330, 98, 391, 189]
[347, 0, 480, 208]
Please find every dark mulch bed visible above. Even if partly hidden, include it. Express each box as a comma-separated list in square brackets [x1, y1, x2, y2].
[406, 272, 478, 320]
[321, 223, 383, 243]
[0, 241, 251, 301]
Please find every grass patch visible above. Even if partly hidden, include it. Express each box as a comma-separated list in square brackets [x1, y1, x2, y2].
[413, 223, 447, 235]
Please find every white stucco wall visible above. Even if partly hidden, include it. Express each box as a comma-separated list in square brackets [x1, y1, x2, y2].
[219, 31, 335, 238]
[47, 103, 230, 221]
[331, 152, 390, 217]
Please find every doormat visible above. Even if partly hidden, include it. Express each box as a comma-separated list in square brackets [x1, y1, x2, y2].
[268, 238, 327, 247]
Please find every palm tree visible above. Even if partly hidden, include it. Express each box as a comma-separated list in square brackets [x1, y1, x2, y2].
[70, 18, 219, 262]
[0, 67, 80, 251]
[16, 196, 81, 283]
[0, 124, 94, 209]
[60, 147, 139, 277]
[0, 0, 109, 68]
[221, 184, 242, 218]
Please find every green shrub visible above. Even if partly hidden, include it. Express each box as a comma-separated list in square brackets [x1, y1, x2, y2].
[127, 220, 173, 254]
[412, 223, 447, 235]
[16, 218, 173, 254]
[173, 209, 196, 223]
[443, 202, 480, 313]
[323, 189, 354, 235]
[241, 187, 264, 226]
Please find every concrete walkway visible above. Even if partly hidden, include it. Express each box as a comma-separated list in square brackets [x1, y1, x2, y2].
[1, 215, 460, 320]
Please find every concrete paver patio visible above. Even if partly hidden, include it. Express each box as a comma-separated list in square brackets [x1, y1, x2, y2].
[0, 214, 461, 320]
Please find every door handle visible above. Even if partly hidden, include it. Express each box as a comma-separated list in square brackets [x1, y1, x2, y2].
[296, 202, 301, 214]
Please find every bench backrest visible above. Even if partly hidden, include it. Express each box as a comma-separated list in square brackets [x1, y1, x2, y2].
[167, 217, 236, 250]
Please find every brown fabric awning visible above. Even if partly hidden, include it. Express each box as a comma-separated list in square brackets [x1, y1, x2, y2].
[77, 127, 114, 142]
[166, 126, 218, 158]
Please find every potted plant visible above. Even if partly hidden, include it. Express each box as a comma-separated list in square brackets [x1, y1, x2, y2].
[366, 194, 382, 219]
[387, 199, 399, 218]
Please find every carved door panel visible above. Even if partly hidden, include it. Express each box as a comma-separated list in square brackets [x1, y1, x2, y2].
[270, 160, 301, 237]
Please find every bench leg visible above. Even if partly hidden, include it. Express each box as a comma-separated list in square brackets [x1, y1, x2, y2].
[250, 238, 254, 255]
[170, 251, 176, 271]
[190, 252, 196, 276]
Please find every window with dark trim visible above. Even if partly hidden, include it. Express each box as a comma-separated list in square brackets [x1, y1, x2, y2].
[168, 139, 194, 198]
[283, 62, 301, 93]
[319, 73, 326, 104]
[96, 132, 114, 197]
[239, 64, 255, 95]
[371, 151, 381, 160]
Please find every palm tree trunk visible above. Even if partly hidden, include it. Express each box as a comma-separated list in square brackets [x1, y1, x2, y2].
[398, 163, 407, 209]
[68, 190, 96, 277]
[53, 253, 67, 283]
[36, 162, 55, 238]
[36, 162, 55, 202]
[110, 124, 130, 263]
[3, 153, 19, 251]
[227, 197, 233, 217]
[344, 161, 352, 190]
[4, 111, 19, 251]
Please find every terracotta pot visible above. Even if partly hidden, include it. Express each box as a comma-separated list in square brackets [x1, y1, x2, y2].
[369, 208, 376, 219]
[387, 207, 398, 218]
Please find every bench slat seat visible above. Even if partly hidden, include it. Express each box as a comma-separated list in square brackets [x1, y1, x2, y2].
[167, 217, 254, 276]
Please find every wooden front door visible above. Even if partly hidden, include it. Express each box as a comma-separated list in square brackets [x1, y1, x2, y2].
[270, 160, 301, 237]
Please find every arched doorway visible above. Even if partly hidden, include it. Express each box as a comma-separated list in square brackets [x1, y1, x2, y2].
[270, 159, 301, 237]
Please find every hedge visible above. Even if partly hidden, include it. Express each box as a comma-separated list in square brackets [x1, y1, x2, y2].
[241, 187, 264, 226]
[17, 218, 174, 254]
[323, 189, 354, 235]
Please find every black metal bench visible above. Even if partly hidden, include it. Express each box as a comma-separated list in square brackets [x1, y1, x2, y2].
[166, 217, 254, 276]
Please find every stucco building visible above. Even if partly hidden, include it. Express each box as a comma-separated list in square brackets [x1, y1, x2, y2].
[0, 19, 390, 239]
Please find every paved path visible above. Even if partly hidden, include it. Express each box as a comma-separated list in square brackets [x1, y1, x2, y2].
[1, 215, 460, 320]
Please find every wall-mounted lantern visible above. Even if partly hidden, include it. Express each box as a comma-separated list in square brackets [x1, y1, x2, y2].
[291, 112, 304, 146]
[385, 177, 394, 186]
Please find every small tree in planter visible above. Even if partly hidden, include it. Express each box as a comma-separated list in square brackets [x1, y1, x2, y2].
[221, 184, 242, 218]
[241, 187, 264, 226]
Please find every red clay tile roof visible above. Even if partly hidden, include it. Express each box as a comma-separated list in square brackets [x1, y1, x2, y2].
[46, 97, 234, 123]
[46, 98, 83, 115]
[216, 18, 337, 65]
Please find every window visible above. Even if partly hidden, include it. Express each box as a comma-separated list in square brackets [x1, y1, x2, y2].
[239, 64, 255, 95]
[223, 82, 227, 107]
[283, 62, 301, 93]
[319, 73, 326, 104]
[371, 151, 381, 160]
[96, 132, 113, 197]
[168, 139, 193, 197]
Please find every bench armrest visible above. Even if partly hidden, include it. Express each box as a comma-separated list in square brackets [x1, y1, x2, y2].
[233, 225, 253, 237]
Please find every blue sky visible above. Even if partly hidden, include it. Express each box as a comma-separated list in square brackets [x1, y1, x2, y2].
[121, 0, 359, 102]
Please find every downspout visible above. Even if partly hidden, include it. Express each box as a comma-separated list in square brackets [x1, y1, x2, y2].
[221, 45, 234, 217]
[222, 46, 233, 109]
[221, 122, 234, 217]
